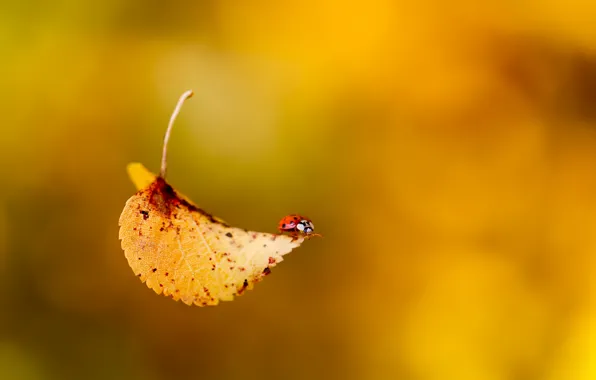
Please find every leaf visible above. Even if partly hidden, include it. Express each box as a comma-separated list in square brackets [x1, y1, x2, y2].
[119, 163, 304, 306]
[118, 91, 311, 306]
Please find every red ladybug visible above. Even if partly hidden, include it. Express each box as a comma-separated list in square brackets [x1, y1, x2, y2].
[277, 214, 321, 238]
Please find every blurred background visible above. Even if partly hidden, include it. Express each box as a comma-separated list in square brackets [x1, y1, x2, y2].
[1, 1, 595, 379]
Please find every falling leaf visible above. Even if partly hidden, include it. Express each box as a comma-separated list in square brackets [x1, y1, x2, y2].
[118, 91, 305, 306]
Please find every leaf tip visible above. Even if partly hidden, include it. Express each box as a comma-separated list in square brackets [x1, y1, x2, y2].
[126, 162, 157, 190]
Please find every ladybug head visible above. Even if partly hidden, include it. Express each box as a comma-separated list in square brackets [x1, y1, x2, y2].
[296, 219, 315, 234]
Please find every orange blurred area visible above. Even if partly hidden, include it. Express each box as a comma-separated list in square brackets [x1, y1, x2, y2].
[1, 1, 595, 379]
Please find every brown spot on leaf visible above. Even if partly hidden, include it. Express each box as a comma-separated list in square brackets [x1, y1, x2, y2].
[238, 279, 249, 294]
[146, 177, 230, 226]
[140, 210, 149, 220]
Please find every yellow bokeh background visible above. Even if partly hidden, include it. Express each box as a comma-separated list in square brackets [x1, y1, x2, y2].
[1, 1, 595, 379]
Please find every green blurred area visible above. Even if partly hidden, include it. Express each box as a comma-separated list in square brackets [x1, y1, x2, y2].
[1, 1, 595, 379]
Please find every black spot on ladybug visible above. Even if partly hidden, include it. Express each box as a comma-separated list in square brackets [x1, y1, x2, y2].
[226, 232, 233, 238]
[140, 210, 149, 220]
[282, 223, 286, 228]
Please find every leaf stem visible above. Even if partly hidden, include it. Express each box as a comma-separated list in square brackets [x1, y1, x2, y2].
[161, 90, 194, 178]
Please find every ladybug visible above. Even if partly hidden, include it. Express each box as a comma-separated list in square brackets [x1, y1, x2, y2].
[278, 214, 320, 238]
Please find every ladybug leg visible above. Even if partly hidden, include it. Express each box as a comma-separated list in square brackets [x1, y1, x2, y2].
[278, 229, 293, 237]
[305, 233, 323, 239]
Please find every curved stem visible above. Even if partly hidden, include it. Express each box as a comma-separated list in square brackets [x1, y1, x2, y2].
[160, 90, 194, 178]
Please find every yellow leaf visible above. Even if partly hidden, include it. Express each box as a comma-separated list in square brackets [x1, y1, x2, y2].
[118, 91, 312, 306]
[119, 163, 304, 306]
